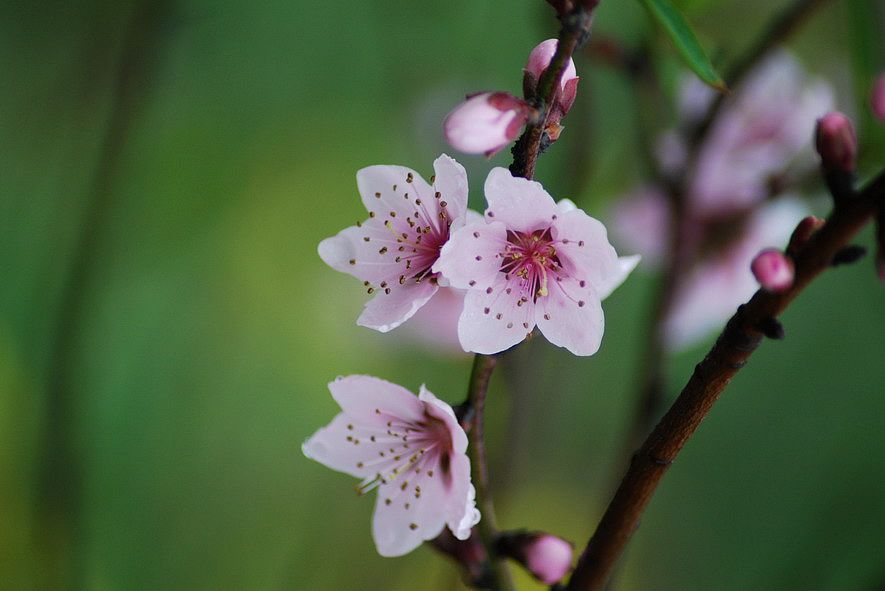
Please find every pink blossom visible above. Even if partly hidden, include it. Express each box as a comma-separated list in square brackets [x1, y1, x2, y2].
[751, 248, 795, 293]
[318, 155, 469, 333]
[434, 168, 638, 356]
[444, 92, 530, 156]
[873, 73, 885, 122]
[302, 375, 480, 557]
[608, 185, 672, 267]
[664, 198, 809, 349]
[680, 52, 833, 216]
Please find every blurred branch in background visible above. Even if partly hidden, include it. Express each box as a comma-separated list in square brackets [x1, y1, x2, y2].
[617, 0, 833, 465]
[36, 3, 172, 589]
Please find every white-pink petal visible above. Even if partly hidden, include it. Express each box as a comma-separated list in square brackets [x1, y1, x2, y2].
[551, 209, 620, 287]
[483, 168, 557, 233]
[357, 164, 435, 222]
[357, 280, 439, 333]
[433, 221, 507, 290]
[432, 154, 469, 219]
[597, 255, 641, 301]
[457, 276, 535, 354]
[301, 413, 375, 479]
[537, 276, 604, 356]
[328, 375, 425, 426]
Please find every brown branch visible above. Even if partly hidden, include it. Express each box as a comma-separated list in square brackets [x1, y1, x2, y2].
[566, 170, 885, 591]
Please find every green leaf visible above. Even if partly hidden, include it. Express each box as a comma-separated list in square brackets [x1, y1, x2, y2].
[639, 0, 726, 91]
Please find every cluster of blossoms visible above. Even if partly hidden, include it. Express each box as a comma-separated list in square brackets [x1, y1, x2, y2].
[609, 52, 834, 349]
[304, 38, 631, 580]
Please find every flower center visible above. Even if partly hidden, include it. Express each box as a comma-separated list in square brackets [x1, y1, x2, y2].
[353, 410, 453, 496]
[379, 196, 453, 287]
[499, 228, 562, 301]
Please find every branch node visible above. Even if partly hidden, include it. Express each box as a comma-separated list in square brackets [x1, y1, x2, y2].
[757, 317, 785, 340]
[648, 454, 673, 466]
[831, 244, 867, 266]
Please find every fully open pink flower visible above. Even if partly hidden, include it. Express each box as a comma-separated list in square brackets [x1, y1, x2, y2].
[303, 376, 480, 557]
[434, 168, 638, 356]
[318, 155, 469, 332]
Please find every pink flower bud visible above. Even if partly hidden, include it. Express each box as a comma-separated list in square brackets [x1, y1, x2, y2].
[751, 248, 795, 293]
[443, 92, 529, 156]
[498, 531, 573, 585]
[815, 112, 857, 172]
[872, 73, 885, 122]
[525, 39, 578, 92]
[524, 39, 580, 116]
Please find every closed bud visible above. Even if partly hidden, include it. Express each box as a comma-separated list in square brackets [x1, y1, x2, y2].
[497, 531, 573, 585]
[443, 92, 529, 156]
[872, 73, 885, 122]
[524, 39, 579, 116]
[815, 112, 857, 173]
[751, 248, 795, 293]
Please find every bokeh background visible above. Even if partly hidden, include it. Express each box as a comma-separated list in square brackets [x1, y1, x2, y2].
[2, 1, 885, 589]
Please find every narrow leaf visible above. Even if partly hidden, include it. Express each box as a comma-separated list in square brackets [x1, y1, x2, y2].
[639, 0, 726, 91]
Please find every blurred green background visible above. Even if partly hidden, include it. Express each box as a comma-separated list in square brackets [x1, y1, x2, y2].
[2, 1, 884, 589]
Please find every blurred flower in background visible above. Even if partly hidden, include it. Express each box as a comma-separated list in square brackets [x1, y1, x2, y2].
[609, 52, 832, 350]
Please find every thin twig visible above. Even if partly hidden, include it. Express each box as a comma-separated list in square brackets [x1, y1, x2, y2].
[511, 2, 596, 180]
[448, 5, 600, 588]
[463, 354, 514, 591]
[566, 170, 885, 591]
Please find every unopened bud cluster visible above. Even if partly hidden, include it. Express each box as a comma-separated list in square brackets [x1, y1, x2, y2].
[444, 39, 579, 156]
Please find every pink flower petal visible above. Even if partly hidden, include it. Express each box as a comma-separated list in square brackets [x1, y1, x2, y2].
[433, 221, 508, 289]
[301, 413, 376, 479]
[328, 375, 425, 426]
[536, 277, 604, 356]
[372, 475, 446, 557]
[457, 275, 536, 354]
[551, 209, 620, 287]
[597, 255, 641, 301]
[483, 167, 557, 233]
[357, 165, 435, 222]
[318, 220, 413, 284]
[432, 154, 469, 219]
[358, 280, 439, 333]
